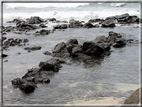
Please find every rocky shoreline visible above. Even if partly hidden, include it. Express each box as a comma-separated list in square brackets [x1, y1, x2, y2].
[1, 13, 140, 104]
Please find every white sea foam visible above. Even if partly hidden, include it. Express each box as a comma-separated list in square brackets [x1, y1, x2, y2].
[5, 3, 89, 9]
[3, 3, 140, 23]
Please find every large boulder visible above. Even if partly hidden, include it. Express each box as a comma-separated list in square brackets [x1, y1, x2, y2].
[39, 58, 63, 72]
[27, 16, 44, 24]
[66, 39, 78, 45]
[69, 19, 83, 28]
[82, 41, 105, 56]
[112, 38, 127, 48]
[11, 78, 36, 93]
[52, 42, 66, 53]
[101, 19, 116, 27]
[93, 36, 108, 44]
[107, 31, 122, 44]
[83, 23, 94, 28]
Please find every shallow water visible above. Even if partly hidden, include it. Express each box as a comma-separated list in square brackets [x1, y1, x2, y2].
[2, 25, 140, 105]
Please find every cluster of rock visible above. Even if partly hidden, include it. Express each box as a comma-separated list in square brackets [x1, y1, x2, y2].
[3, 38, 29, 49]
[3, 13, 140, 35]
[11, 58, 66, 93]
[89, 13, 140, 27]
[93, 31, 127, 48]
[48, 31, 127, 61]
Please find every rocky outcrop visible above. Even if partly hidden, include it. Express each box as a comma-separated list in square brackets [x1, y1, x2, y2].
[101, 19, 116, 27]
[51, 38, 111, 59]
[3, 38, 29, 49]
[27, 16, 44, 24]
[93, 31, 127, 48]
[11, 58, 66, 93]
[16, 21, 37, 31]
[105, 13, 139, 24]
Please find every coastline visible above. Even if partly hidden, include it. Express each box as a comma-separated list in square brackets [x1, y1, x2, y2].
[1, 12, 140, 105]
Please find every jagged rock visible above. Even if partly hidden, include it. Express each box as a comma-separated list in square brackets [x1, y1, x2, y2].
[82, 41, 105, 56]
[107, 31, 122, 44]
[16, 21, 37, 31]
[112, 38, 126, 48]
[93, 36, 108, 44]
[27, 16, 44, 24]
[39, 58, 63, 72]
[11, 78, 36, 93]
[52, 42, 66, 53]
[101, 19, 116, 27]
[66, 39, 78, 45]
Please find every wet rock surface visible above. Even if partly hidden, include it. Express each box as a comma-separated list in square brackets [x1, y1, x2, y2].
[27, 16, 44, 24]
[51, 38, 110, 59]
[3, 38, 29, 49]
[6, 14, 140, 95]
[11, 58, 66, 93]
[93, 31, 127, 48]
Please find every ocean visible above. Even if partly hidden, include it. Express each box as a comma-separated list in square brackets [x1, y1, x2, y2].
[1, 2, 141, 106]
[3, 3, 140, 23]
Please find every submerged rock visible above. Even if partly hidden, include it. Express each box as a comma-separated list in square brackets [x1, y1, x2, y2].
[24, 46, 41, 51]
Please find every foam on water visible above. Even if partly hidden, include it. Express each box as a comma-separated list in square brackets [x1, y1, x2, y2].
[5, 3, 89, 9]
[3, 3, 140, 23]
